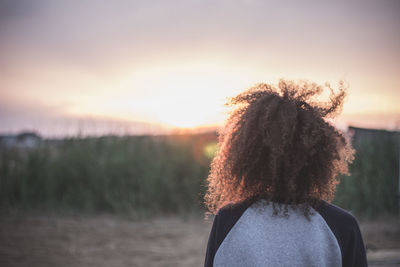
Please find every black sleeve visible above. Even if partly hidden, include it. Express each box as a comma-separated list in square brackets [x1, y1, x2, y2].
[342, 219, 368, 267]
[204, 214, 219, 267]
[316, 201, 368, 267]
[204, 200, 252, 267]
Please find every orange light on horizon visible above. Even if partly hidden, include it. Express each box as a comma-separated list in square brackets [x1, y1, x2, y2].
[56, 61, 273, 129]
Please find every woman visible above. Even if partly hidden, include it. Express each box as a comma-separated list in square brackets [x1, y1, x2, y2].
[204, 80, 367, 267]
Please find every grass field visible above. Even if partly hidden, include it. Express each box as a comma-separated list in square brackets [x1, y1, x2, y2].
[0, 214, 399, 267]
[1, 130, 399, 266]
[1, 130, 398, 218]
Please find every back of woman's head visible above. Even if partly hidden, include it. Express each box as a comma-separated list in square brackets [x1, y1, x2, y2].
[205, 79, 354, 217]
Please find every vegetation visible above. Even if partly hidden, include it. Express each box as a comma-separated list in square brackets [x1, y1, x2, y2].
[334, 128, 399, 217]
[0, 129, 398, 217]
[0, 133, 215, 215]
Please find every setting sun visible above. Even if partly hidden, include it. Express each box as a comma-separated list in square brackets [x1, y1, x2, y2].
[59, 61, 271, 129]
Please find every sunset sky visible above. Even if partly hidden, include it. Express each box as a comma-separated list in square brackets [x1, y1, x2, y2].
[1, 0, 399, 137]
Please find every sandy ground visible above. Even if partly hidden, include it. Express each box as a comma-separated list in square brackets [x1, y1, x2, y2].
[0, 214, 399, 267]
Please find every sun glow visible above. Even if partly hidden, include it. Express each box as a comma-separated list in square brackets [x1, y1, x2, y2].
[58, 61, 400, 131]
[63, 61, 268, 129]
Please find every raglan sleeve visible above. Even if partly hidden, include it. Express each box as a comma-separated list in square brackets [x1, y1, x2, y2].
[342, 219, 368, 267]
[204, 214, 219, 267]
[315, 201, 368, 267]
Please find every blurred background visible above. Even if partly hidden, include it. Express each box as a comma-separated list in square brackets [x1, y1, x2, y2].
[0, 0, 399, 266]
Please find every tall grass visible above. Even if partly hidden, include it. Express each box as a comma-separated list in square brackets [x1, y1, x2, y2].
[0, 129, 398, 217]
[334, 129, 399, 217]
[0, 133, 215, 215]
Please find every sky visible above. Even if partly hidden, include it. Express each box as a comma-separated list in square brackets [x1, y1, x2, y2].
[0, 0, 399, 137]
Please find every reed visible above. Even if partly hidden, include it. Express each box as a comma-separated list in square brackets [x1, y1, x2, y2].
[0, 130, 398, 217]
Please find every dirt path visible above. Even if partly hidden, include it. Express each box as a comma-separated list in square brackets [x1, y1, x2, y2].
[0, 214, 399, 267]
[0, 215, 211, 267]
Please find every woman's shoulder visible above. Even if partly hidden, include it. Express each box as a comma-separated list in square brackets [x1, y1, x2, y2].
[314, 201, 367, 266]
[314, 200, 360, 230]
[216, 199, 254, 218]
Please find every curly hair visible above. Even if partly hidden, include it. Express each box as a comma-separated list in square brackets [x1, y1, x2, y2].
[205, 79, 354, 217]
